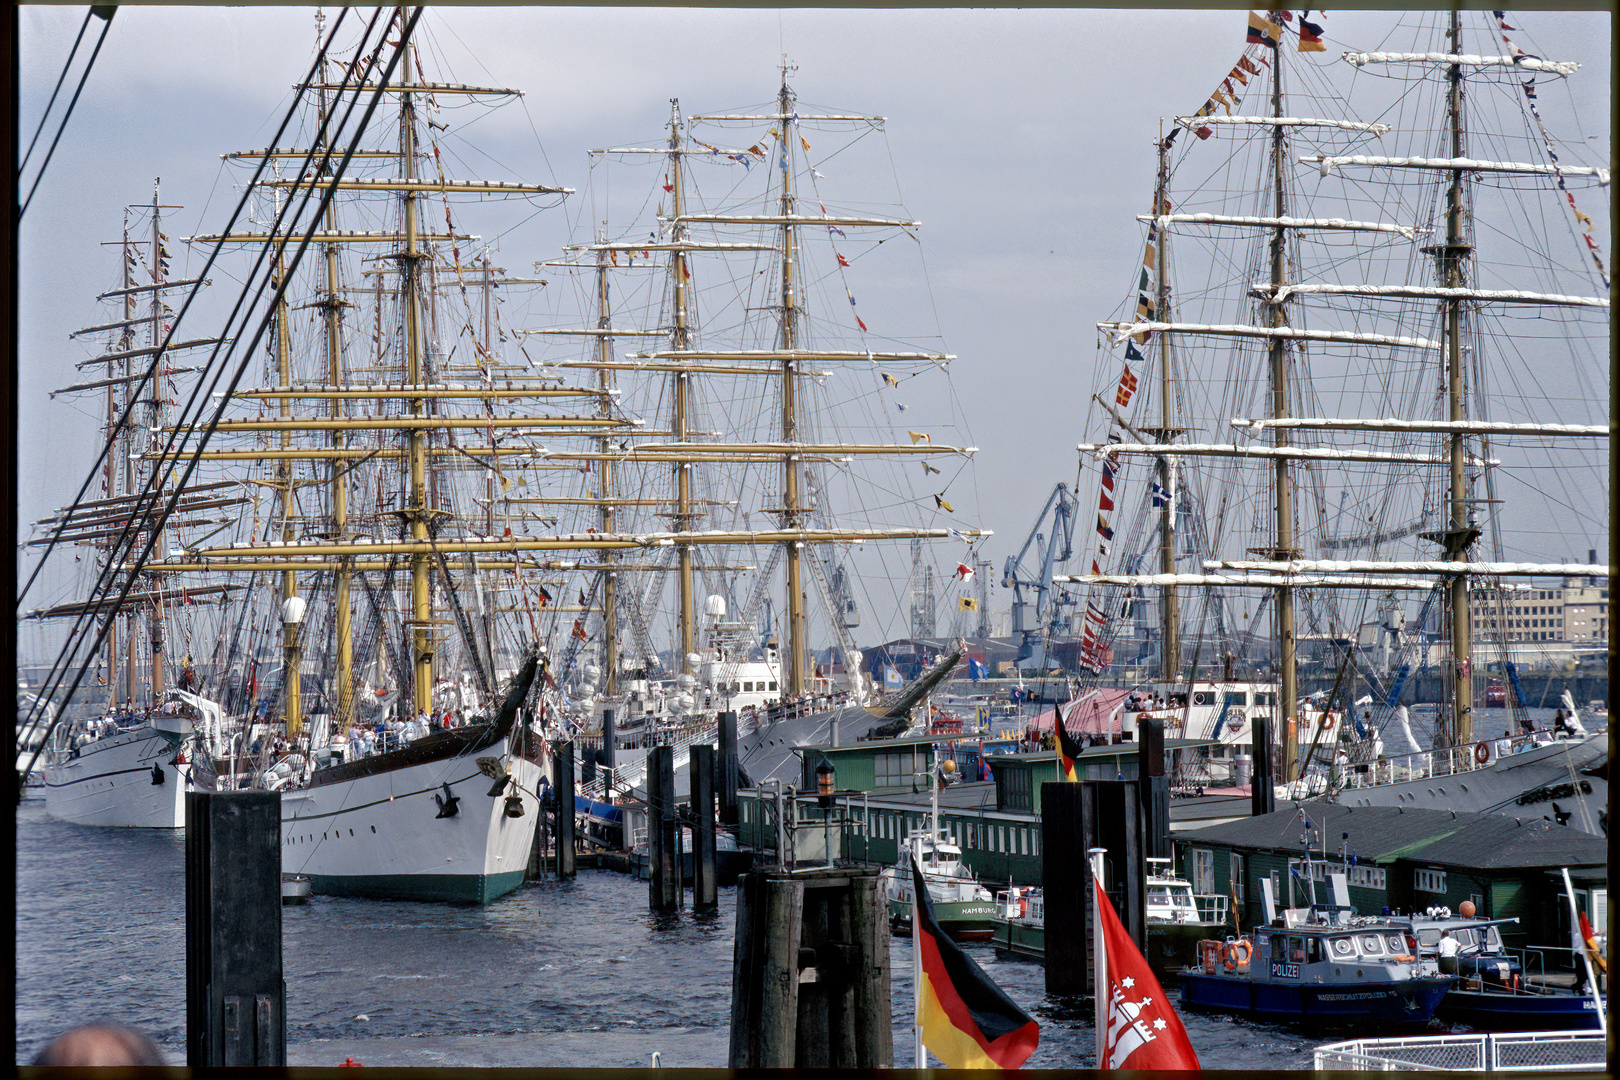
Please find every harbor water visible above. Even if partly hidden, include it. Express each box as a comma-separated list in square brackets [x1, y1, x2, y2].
[16, 796, 1510, 1069]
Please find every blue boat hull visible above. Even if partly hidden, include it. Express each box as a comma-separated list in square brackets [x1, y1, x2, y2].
[1437, 988, 1605, 1031]
[1180, 972, 1453, 1022]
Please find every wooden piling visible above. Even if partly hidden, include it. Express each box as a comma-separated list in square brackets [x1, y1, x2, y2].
[690, 743, 717, 911]
[648, 745, 678, 911]
[728, 869, 890, 1068]
[717, 710, 739, 826]
[556, 740, 576, 880]
[185, 790, 285, 1066]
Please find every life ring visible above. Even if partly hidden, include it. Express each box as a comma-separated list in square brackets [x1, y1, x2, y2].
[1231, 938, 1252, 967]
[1319, 712, 1334, 731]
[1475, 741, 1491, 765]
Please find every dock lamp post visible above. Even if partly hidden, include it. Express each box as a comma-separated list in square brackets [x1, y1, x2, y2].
[281, 595, 306, 738]
[816, 760, 836, 868]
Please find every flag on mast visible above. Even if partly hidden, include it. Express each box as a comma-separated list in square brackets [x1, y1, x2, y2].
[911, 855, 1039, 1068]
[1092, 863, 1200, 1069]
[1054, 704, 1086, 782]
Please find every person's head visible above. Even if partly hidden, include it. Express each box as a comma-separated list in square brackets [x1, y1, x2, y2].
[1441, 929, 1451, 939]
[34, 1024, 167, 1066]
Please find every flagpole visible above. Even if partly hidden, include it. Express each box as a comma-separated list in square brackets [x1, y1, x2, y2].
[913, 847, 925, 1066]
[1090, 846, 1107, 1067]
[1560, 867, 1606, 1037]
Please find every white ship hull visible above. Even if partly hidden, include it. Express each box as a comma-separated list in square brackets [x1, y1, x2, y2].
[42, 725, 190, 828]
[281, 735, 542, 904]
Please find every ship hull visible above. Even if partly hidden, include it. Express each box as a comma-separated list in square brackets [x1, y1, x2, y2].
[1337, 734, 1607, 829]
[988, 919, 1225, 975]
[888, 898, 1001, 941]
[1180, 971, 1453, 1022]
[281, 738, 541, 904]
[42, 726, 189, 828]
[1436, 988, 1606, 1031]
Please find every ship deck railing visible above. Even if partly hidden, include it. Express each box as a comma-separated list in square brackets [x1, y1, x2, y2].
[1331, 728, 1577, 793]
[1314, 1029, 1605, 1072]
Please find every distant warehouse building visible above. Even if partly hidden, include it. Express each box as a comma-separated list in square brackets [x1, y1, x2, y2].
[1173, 801, 1606, 956]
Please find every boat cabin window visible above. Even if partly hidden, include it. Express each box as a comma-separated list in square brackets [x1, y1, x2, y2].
[1253, 692, 1276, 706]
[1483, 926, 1503, 950]
[1224, 692, 1247, 707]
[768, 681, 778, 691]
[1286, 936, 1305, 962]
[1192, 691, 1214, 706]
[1415, 928, 1441, 948]
[1359, 934, 1385, 955]
[1330, 936, 1355, 958]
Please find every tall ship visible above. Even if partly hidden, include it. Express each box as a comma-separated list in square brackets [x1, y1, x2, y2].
[20, 9, 635, 899]
[524, 76, 988, 795]
[23, 184, 238, 828]
[1057, 9, 1608, 832]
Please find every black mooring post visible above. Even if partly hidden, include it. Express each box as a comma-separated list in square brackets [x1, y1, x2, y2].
[717, 710, 739, 826]
[1137, 713, 1170, 860]
[601, 709, 617, 771]
[1252, 714, 1275, 817]
[648, 744, 679, 911]
[1041, 781, 1091, 996]
[557, 740, 576, 880]
[691, 743, 718, 911]
[186, 790, 285, 1066]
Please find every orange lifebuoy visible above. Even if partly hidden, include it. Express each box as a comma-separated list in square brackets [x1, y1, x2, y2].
[1319, 712, 1334, 731]
[1475, 741, 1491, 765]
[1231, 938, 1252, 967]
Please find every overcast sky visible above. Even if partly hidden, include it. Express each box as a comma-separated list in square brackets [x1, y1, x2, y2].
[15, 6, 1612, 660]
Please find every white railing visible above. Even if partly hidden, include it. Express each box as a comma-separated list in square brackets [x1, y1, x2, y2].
[1192, 893, 1230, 925]
[1315, 1030, 1606, 1072]
[1335, 729, 1564, 791]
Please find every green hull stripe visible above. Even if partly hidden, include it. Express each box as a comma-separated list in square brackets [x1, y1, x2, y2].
[310, 869, 525, 905]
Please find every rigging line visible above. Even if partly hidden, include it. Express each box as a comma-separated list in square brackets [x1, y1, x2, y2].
[17, 7, 95, 175]
[17, 6, 115, 221]
[16, 7, 384, 740]
[17, 8, 397, 731]
[16, 4, 373, 608]
[19, 8, 414, 756]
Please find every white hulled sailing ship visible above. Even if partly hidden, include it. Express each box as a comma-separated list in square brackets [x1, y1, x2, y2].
[137, 9, 620, 899]
[1060, 10, 1608, 830]
[26, 184, 240, 828]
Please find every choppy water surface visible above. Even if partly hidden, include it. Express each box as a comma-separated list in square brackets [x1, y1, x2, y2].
[18, 796, 1502, 1067]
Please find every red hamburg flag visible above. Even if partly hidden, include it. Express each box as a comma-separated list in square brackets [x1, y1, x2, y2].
[1095, 875, 1200, 1069]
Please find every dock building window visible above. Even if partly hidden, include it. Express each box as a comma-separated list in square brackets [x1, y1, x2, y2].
[1414, 868, 1447, 893]
[1348, 866, 1386, 890]
[1001, 767, 1032, 810]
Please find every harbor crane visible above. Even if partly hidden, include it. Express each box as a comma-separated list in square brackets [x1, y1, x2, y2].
[1002, 482, 1076, 659]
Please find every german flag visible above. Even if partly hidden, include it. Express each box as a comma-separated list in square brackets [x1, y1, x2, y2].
[1054, 703, 1086, 782]
[912, 856, 1039, 1068]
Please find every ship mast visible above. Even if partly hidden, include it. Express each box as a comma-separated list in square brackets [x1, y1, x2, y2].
[1265, 23, 1300, 784]
[399, 23, 434, 718]
[775, 68, 807, 697]
[315, 42, 354, 733]
[1431, 9, 1476, 749]
[670, 99, 697, 674]
[1151, 135, 1180, 683]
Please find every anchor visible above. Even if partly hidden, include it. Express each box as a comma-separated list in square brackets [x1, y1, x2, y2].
[433, 782, 460, 818]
